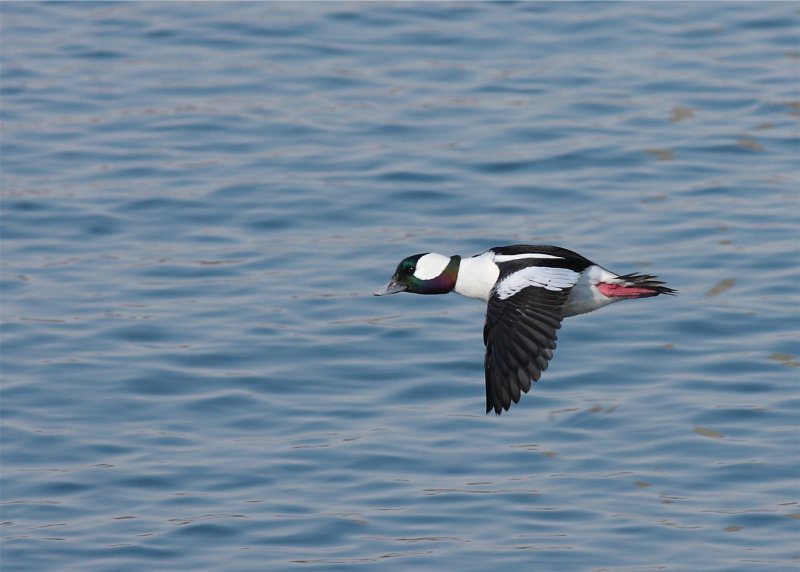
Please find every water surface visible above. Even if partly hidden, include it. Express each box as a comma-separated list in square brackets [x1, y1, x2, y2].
[2, 3, 799, 571]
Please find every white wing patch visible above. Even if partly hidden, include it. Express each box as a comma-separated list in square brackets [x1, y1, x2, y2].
[495, 266, 580, 300]
[494, 253, 563, 263]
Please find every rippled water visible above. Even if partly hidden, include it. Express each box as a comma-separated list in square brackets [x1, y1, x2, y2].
[2, 3, 799, 571]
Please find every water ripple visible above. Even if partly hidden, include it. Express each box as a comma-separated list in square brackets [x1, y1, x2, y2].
[2, 2, 799, 571]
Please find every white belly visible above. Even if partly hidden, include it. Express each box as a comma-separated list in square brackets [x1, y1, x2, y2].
[563, 265, 620, 317]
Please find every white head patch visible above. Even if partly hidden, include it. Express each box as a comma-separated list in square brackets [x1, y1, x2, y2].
[414, 253, 452, 280]
[495, 266, 580, 300]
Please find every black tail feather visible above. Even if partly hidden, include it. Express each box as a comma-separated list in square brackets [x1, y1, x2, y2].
[617, 272, 677, 296]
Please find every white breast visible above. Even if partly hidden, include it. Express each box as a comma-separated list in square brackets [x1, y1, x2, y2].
[454, 251, 499, 301]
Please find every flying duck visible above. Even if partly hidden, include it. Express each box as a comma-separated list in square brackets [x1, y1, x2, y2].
[374, 245, 675, 414]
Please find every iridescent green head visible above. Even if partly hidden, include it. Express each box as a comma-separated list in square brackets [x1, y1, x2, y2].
[374, 253, 461, 296]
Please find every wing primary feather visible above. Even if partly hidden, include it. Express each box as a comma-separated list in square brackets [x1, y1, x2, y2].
[483, 282, 571, 414]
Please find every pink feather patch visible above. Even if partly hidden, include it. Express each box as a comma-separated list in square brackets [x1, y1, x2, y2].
[597, 282, 658, 298]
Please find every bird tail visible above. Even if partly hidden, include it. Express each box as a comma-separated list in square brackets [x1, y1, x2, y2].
[611, 273, 676, 297]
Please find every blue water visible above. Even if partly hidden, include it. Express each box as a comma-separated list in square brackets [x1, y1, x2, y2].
[2, 2, 799, 570]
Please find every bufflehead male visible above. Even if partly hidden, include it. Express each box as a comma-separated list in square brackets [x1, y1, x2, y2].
[375, 245, 675, 414]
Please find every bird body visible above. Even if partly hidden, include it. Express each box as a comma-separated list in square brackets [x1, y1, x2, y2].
[374, 245, 675, 414]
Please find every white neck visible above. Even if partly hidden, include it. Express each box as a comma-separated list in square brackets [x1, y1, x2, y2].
[454, 251, 499, 301]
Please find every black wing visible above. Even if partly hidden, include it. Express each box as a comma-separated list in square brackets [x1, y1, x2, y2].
[483, 281, 572, 415]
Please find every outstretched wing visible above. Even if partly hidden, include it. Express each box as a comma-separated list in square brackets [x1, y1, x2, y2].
[483, 265, 578, 414]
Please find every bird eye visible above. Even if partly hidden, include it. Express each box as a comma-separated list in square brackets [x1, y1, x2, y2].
[407, 266, 416, 274]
